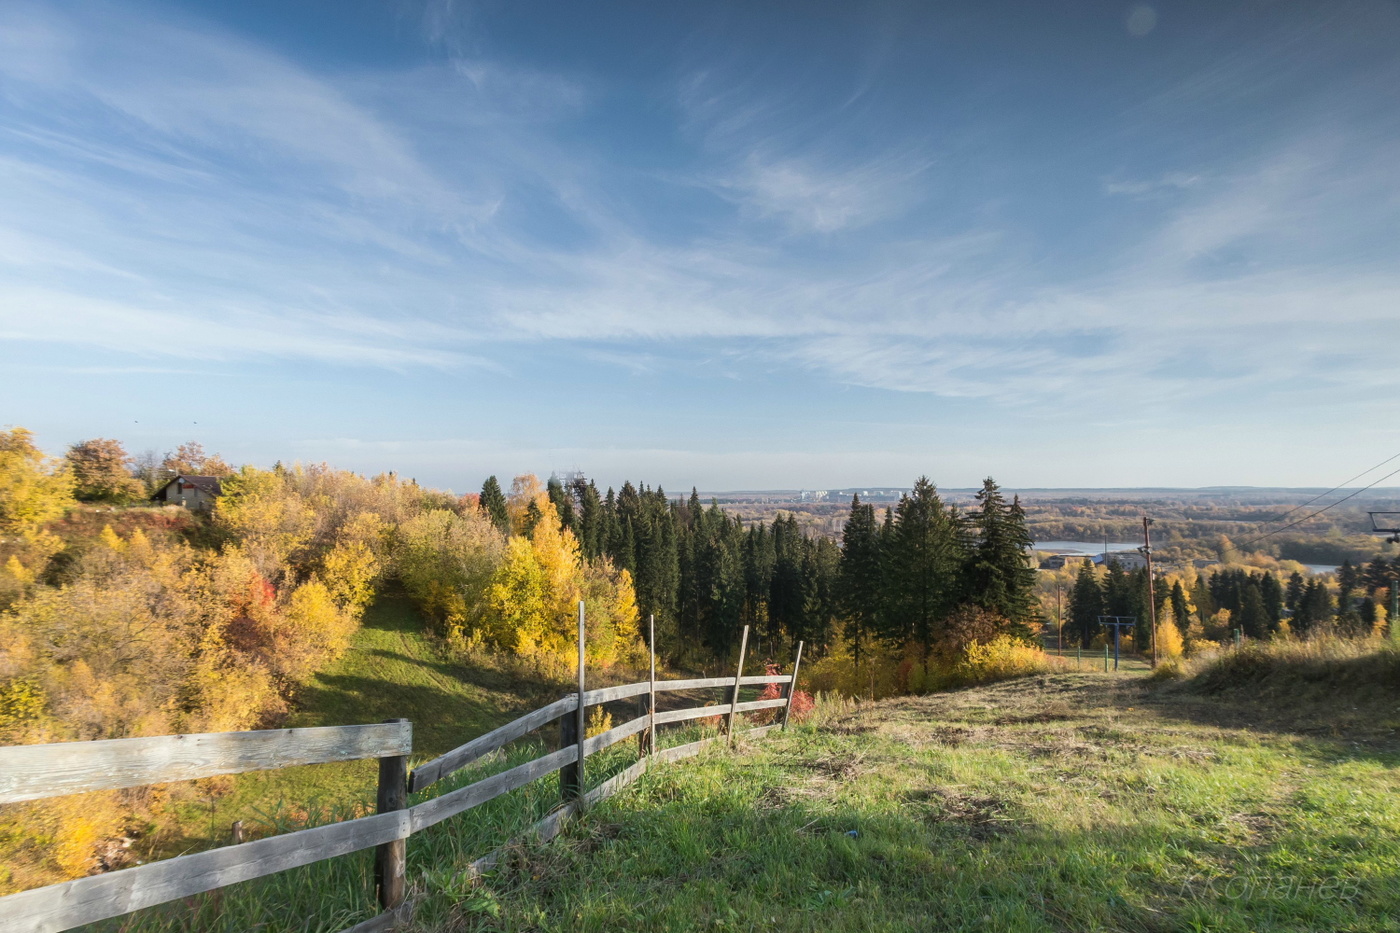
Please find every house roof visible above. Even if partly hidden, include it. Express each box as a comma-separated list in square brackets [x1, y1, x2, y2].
[152, 474, 224, 498]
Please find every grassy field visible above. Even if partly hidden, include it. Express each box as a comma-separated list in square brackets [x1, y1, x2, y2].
[157, 593, 558, 860]
[81, 629, 1400, 933]
[433, 665, 1400, 933]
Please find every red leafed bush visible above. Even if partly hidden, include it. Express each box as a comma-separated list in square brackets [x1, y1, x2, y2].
[753, 661, 815, 724]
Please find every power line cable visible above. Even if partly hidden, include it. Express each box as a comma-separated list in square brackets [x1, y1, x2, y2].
[1233, 464, 1400, 552]
[1259, 449, 1400, 530]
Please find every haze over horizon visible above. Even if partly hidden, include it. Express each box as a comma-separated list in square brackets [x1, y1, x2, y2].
[3, 0, 1399, 491]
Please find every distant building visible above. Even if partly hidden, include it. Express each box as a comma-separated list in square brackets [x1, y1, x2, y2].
[152, 475, 223, 511]
[1103, 551, 1148, 571]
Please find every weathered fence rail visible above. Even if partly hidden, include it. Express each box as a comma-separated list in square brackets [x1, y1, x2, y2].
[0, 614, 803, 933]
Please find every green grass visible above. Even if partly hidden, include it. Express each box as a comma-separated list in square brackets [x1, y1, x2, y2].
[89, 630, 1400, 933]
[160, 594, 557, 854]
[430, 672, 1400, 933]
[86, 595, 654, 932]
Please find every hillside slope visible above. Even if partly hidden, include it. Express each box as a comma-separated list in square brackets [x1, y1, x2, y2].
[162, 594, 554, 855]
[433, 671, 1400, 933]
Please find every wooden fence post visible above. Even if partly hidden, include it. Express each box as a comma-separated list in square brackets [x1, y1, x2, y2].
[782, 641, 805, 731]
[560, 601, 586, 803]
[647, 614, 657, 757]
[638, 614, 656, 758]
[726, 625, 750, 746]
[374, 718, 409, 913]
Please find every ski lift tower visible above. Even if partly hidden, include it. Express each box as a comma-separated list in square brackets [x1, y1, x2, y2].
[1098, 615, 1136, 672]
[1368, 513, 1400, 636]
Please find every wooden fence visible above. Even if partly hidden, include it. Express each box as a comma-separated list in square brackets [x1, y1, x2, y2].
[0, 613, 805, 933]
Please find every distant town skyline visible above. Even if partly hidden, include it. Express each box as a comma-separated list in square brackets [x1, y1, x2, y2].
[3, 1, 1399, 490]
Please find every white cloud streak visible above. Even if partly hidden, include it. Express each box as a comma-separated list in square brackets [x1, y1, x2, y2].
[0, 0, 1398, 430]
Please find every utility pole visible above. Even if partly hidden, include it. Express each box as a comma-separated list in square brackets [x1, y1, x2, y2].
[1056, 583, 1063, 656]
[1142, 516, 1158, 668]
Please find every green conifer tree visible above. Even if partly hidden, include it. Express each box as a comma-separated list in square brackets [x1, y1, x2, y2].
[839, 494, 882, 665]
[479, 475, 510, 535]
[885, 477, 964, 661]
[1069, 559, 1104, 648]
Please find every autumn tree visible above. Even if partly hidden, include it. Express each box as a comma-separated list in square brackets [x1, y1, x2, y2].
[0, 428, 74, 540]
[66, 438, 143, 503]
[162, 441, 233, 478]
[506, 473, 546, 535]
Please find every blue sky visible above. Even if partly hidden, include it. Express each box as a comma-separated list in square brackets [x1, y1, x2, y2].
[2, 0, 1399, 492]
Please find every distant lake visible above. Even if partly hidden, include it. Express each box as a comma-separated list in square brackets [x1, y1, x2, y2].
[1032, 540, 1138, 555]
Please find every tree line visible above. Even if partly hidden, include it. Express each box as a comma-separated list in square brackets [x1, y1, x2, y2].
[1067, 552, 1400, 649]
[481, 473, 1042, 669]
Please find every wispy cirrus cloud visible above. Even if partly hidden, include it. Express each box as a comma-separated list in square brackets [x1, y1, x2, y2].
[2, 0, 1400, 456]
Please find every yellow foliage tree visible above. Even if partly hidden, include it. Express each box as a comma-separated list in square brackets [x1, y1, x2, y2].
[1157, 617, 1185, 659]
[581, 559, 642, 667]
[214, 467, 315, 581]
[506, 473, 546, 534]
[319, 511, 384, 614]
[396, 508, 505, 639]
[0, 427, 74, 541]
[484, 536, 552, 658]
[529, 499, 583, 626]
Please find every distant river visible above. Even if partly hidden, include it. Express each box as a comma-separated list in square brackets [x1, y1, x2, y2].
[1032, 540, 1139, 555]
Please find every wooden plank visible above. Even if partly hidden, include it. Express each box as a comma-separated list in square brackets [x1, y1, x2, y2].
[739, 674, 792, 686]
[0, 810, 411, 933]
[579, 681, 651, 705]
[409, 746, 578, 833]
[653, 675, 789, 692]
[743, 723, 780, 740]
[408, 696, 576, 793]
[652, 705, 727, 727]
[0, 723, 413, 804]
[580, 713, 649, 757]
[732, 698, 789, 715]
[339, 900, 413, 933]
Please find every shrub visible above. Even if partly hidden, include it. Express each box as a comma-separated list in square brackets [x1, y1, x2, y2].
[946, 635, 1052, 688]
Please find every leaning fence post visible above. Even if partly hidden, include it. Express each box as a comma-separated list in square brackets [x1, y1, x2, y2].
[560, 601, 586, 803]
[781, 640, 805, 731]
[726, 625, 750, 746]
[374, 718, 409, 913]
[639, 614, 656, 758]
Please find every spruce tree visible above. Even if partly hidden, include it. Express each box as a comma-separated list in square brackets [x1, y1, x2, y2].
[839, 495, 882, 665]
[963, 479, 1037, 627]
[519, 499, 543, 538]
[479, 475, 510, 535]
[546, 475, 576, 533]
[578, 481, 605, 559]
[1238, 581, 1268, 639]
[1069, 559, 1104, 648]
[885, 477, 964, 661]
[632, 486, 679, 646]
[743, 522, 775, 637]
[1285, 572, 1305, 611]
[1258, 573, 1284, 633]
[768, 514, 805, 649]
